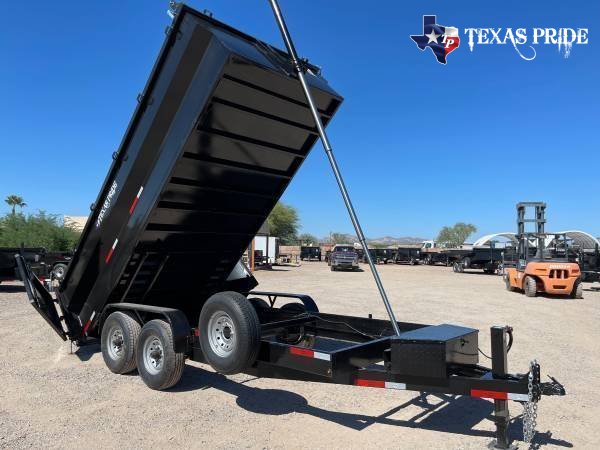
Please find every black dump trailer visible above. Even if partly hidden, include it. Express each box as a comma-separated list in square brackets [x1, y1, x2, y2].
[394, 246, 421, 265]
[16, 4, 564, 448]
[450, 246, 504, 274]
[300, 246, 321, 261]
[1, 247, 48, 283]
[361, 248, 395, 264]
[374, 248, 396, 264]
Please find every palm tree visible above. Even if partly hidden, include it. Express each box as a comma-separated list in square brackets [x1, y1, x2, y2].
[5, 195, 26, 215]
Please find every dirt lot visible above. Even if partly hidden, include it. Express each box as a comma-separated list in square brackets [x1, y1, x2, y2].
[1, 263, 599, 449]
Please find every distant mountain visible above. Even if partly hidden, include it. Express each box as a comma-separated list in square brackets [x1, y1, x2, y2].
[369, 236, 426, 246]
[322, 234, 426, 246]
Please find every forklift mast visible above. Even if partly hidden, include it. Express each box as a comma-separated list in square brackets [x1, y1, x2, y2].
[517, 202, 546, 262]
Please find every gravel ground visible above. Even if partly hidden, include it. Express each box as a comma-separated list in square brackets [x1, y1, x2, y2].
[1, 263, 599, 449]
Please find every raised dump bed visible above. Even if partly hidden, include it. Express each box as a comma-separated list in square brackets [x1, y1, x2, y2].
[54, 6, 341, 331]
[15, 4, 565, 449]
[449, 246, 504, 274]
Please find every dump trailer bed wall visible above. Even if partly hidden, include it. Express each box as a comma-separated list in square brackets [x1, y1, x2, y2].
[58, 7, 342, 332]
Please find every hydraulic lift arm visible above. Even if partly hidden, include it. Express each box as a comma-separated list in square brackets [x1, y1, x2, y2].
[267, 0, 401, 335]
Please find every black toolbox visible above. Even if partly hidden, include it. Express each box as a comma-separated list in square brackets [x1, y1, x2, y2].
[387, 324, 479, 378]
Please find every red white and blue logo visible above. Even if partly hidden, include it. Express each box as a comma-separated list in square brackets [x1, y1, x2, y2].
[410, 15, 460, 65]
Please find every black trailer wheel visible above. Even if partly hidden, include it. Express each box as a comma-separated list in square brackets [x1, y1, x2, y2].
[524, 276, 537, 297]
[199, 291, 261, 375]
[101, 311, 141, 374]
[452, 262, 459, 272]
[571, 279, 583, 299]
[330, 266, 336, 271]
[409, 258, 416, 266]
[52, 263, 68, 281]
[136, 319, 185, 390]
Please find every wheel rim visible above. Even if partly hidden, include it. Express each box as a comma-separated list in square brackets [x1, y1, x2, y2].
[106, 326, 125, 360]
[207, 311, 236, 358]
[143, 335, 164, 375]
[54, 266, 64, 278]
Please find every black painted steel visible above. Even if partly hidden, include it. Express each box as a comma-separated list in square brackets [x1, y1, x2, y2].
[53, 5, 341, 334]
[13, 6, 565, 447]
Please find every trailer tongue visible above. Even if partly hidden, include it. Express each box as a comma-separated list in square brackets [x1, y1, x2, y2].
[16, 3, 564, 448]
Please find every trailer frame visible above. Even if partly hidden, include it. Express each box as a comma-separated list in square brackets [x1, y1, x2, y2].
[13, 3, 567, 448]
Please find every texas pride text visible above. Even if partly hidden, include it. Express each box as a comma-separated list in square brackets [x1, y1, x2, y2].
[464, 27, 589, 60]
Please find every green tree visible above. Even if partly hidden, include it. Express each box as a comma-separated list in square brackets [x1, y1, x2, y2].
[0, 210, 80, 251]
[267, 202, 299, 245]
[5, 194, 26, 215]
[298, 233, 319, 245]
[436, 222, 477, 247]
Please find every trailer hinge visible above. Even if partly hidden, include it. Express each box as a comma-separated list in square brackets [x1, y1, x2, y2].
[202, 9, 213, 18]
[136, 93, 144, 103]
[167, 1, 181, 19]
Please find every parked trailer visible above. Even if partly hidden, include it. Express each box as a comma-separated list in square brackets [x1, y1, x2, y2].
[254, 236, 278, 265]
[578, 245, 600, 283]
[450, 246, 504, 274]
[300, 246, 321, 261]
[419, 242, 453, 266]
[394, 246, 420, 265]
[1, 247, 46, 283]
[0, 247, 70, 284]
[16, 4, 564, 449]
[361, 248, 394, 264]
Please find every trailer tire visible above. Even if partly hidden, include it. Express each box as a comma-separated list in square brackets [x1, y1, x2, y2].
[524, 276, 537, 297]
[199, 291, 261, 375]
[571, 279, 583, 299]
[101, 311, 141, 374]
[52, 263, 68, 281]
[452, 262, 459, 272]
[136, 319, 185, 390]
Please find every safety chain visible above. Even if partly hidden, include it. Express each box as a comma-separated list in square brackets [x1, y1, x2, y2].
[523, 359, 539, 444]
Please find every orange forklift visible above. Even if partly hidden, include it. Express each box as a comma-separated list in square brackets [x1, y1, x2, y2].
[504, 202, 583, 298]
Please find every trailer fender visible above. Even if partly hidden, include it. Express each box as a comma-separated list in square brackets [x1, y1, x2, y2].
[247, 291, 318, 312]
[101, 303, 191, 353]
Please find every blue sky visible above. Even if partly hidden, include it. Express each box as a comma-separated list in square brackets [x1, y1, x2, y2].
[1, 1, 598, 240]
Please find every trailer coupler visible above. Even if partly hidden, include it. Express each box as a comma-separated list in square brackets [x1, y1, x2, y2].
[539, 375, 566, 397]
[528, 361, 566, 400]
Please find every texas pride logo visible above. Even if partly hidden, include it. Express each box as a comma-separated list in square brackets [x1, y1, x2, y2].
[410, 16, 460, 65]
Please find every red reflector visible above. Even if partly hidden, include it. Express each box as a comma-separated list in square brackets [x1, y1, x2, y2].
[129, 186, 144, 214]
[105, 247, 115, 263]
[471, 389, 508, 400]
[193, 328, 200, 337]
[290, 347, 314, 358]
[129, 196, 140, 214]
[82, 320, 92, 335]
[355, 379, 385, 388]
[105, 238, 118, 263]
